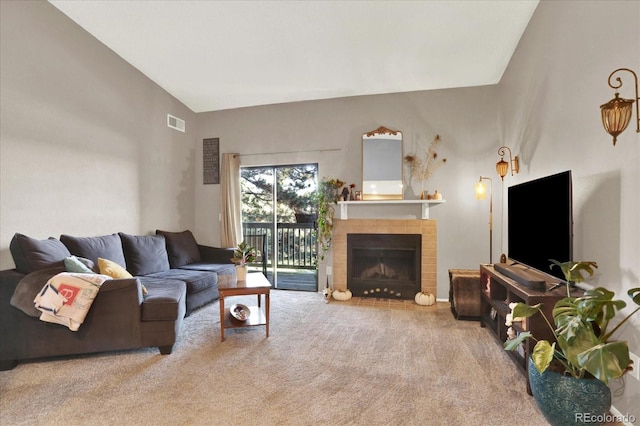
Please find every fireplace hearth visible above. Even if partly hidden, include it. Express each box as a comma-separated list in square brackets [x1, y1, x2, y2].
[347, 234, 421, 299]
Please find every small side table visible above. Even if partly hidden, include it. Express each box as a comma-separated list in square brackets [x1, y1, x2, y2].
[218, 272, 271, 342]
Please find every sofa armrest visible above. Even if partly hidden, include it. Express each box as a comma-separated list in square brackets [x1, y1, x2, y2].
[0, 269, 24, 290]
[197, 245, 235, 264]
[100, 278, 145, 304]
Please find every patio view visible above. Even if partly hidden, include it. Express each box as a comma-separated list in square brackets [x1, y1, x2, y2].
[241, 164, 319, 291]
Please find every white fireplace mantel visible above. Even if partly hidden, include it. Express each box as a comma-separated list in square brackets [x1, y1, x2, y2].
[337, 199, 445, 219]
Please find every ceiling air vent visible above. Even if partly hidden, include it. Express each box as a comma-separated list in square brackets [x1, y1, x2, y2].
[167, 114, 186, 133]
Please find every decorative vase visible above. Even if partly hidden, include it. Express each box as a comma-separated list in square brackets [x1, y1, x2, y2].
[236, 265, 248, 281]
[527, 358, 611, 426]
[322, 277, 332, 303]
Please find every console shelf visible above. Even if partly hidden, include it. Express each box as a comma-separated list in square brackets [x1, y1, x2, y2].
[479, 264, 582, 394]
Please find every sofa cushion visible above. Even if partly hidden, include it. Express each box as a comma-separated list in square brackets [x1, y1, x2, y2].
[64, 256, 95, 274]
[119, 233, 170, 276]
[155, 229, 201, 268]
[179, 263, 236, 276]
[138, 278, 186, 321]
[145, 269, 217, 296]
[61, 233, 126, 267]
[10, 233, 71, 274]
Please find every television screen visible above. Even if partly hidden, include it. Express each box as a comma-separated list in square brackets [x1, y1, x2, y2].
[508, 170, 573, 281]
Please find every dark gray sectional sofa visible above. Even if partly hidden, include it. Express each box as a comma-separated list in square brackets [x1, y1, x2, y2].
[0, 229, 236, 370]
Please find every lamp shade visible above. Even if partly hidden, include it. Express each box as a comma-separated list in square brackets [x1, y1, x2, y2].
[600, 93, 634, 145]
[496, 159, 509, 180]
[475, 181, 487, 200]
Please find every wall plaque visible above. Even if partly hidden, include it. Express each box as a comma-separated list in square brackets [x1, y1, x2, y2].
[203, 138, 220, 184]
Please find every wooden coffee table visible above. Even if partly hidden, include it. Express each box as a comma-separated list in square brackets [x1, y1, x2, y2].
[218, 272, 271, 342]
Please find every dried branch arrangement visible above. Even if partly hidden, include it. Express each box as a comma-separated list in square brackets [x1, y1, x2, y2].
[404, 134, 447, 190]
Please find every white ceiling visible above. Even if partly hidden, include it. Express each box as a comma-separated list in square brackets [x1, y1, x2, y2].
[49, 0, 539, 113]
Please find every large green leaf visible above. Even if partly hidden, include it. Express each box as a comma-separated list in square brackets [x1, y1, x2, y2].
[549, 260, 597, 283]
[511, 303, 543, 319]
[504, 331, 531, 351]
[553, 297, 582, 341]
[578, 287, 626, 324]
[577, 341, 631, 385]
[531, 340, 555, 373]
[556, 325, 600, 369]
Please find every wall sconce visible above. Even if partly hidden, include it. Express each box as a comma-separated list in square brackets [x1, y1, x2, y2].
[600, 68, 639, 145]
[496, 146, 519, 181]
[475, 176, 493, 264]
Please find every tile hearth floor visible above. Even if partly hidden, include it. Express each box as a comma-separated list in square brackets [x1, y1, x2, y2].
[334, 296, 440, 310]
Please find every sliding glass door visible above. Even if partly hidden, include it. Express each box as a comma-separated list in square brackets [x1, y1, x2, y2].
[240, 164, 318, 290]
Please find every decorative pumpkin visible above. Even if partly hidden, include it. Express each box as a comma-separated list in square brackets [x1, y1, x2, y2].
[332, 289, 352, 301]
[414, 291, 435, 306]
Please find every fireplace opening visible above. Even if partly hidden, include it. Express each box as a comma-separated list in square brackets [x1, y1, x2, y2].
[347, 234, 421, 299]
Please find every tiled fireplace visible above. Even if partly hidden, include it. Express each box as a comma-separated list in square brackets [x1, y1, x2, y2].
[332, 219, 437, 298]
[348, 233, 421, 299]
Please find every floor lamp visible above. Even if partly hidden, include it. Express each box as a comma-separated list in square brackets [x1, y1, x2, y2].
[475, 176, 493, 264]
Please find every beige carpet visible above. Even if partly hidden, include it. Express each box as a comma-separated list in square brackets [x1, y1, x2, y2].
[0, 291, 548, 425]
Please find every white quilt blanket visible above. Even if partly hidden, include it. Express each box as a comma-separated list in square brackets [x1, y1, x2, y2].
[34, 272, 110, 331]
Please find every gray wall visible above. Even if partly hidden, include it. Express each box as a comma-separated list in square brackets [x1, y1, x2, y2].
[0, 0, 197, 269]
[499, 0, 640, 419]
[195, 85, 501, 299]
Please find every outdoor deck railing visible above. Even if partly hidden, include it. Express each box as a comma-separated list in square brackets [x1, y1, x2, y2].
[243, 222, 317, 270]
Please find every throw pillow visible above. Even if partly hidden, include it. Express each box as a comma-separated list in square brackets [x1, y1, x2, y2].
[60, 233, 127, 268]
[98, 257, 133, 279]
[64, 256, 95, 274]
[119, 233, 170, 276]
[9, 233, 71, 274]
[98, 258, 147, 295]
[155, 229, 201, 268]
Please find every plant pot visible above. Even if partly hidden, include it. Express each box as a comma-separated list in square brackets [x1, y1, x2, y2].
[236, 265, 248, 281]
[295, 213, 317, 223]
[527, 358, 611, 426]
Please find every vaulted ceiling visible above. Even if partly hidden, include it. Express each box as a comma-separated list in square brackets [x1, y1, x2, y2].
[49, 1, 539, 113]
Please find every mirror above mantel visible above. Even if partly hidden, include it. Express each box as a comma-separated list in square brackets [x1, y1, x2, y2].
[362, 126, 403, 200]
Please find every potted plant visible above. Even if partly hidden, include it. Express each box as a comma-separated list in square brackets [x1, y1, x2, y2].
[294, 208, 317, 224]
[505, 259, 640, 425]
[313, 177, 345, 264]
[231, 240, 256, 281]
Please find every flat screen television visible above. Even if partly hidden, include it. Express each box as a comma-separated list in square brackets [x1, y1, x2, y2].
[508, 170, 573, 281]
